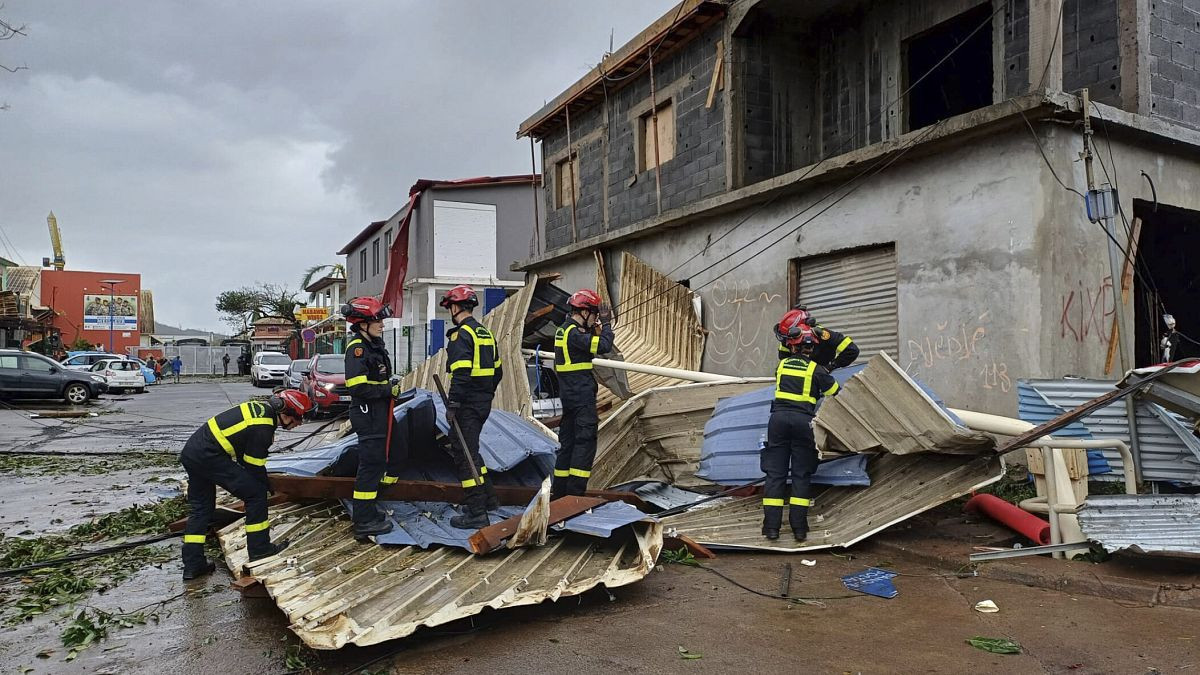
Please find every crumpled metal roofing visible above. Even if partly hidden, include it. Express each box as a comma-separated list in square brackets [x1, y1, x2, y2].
[1078, 493, 1200, 555]
[218, 501, 664, 649]
[663, 452, 1003, 552]
[1024, 378, 1200, 484]
[1016, 381, 1112, 475]
[815, 352, 990, 455]
[594, 353, 1002, 552]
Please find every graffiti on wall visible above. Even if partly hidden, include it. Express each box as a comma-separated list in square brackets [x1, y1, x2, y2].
[904, 311, 1011, 393]
[707, 278, 783, 373]
[1059, 276, 1114, 344]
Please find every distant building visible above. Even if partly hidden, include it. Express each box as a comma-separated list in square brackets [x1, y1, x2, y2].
[41, 269, 142, 353]
[339, 175, 543, 372]
[0, 260, 54, 350]
[250, 316, 294, 353]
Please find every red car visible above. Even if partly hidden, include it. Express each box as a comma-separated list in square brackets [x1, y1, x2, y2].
[302, 353, 351, 414]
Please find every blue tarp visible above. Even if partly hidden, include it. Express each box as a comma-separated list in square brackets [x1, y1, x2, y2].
[842, 567, 899, 599]
[268, 389, 560, 551]
[1016, 381, 1112, 475]
[695, 365, 959, 485]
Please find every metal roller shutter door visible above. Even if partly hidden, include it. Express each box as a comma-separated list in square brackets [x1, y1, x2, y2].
[797, 246, 898, 362]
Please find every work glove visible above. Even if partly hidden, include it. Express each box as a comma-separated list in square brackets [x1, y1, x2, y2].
[446, 402, 459, 427]
[597, 303, 613, 323]
[390, 375, 404, 399]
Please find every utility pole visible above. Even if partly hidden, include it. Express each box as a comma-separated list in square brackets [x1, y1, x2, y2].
[1081, 89, 1142, 480]
[100, 279, 125, 354]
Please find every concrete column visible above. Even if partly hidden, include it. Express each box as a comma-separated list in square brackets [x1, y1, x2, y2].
[1118, 0, 1152, 115]
[1028, 0, 1064, 93]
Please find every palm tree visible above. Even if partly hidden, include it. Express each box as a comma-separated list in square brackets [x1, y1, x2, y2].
[299, 263, 346, 303]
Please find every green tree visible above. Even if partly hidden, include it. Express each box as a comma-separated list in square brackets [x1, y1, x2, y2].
[299, 263, 345, 303]
[215, 288, 261, 335]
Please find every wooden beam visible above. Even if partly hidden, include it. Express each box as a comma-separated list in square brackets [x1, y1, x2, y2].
[266, 474, 645, 509]
[705, 40, 724, 109]
[663, 533, 717, 559]
[168, 494, 292, 533]
[1105, 216, 1143, 374]
[468, 495, 608, 554]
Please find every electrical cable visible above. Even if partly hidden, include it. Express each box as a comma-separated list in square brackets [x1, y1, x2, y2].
[0, 532, 181, 577]
[595, 2, 688, 84]
[613, 1, 1008, 316]
[668, 560, 863, 605]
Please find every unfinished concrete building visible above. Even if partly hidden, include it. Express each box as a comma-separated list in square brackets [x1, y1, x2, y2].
[515, 0, 1200, 415]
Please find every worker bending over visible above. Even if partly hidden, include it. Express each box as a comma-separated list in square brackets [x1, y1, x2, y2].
[180, 390, 312, 579]
[442, 285, 503, 529]
[552, 289, 613, 499]
[775, 305, 859, 369]
[763, 321, 840, 542]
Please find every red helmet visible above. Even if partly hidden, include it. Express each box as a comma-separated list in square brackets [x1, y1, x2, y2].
[272, 389, 313, 419]
[568, 289, 603, 310]
[774, 308, 813, 343]
[439, 285, 478, 310]
[785, 325, 821, 349]
[340, 296, 392, 324]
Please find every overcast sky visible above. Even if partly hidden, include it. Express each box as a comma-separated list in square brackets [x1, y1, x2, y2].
[0, 1, 673, 331]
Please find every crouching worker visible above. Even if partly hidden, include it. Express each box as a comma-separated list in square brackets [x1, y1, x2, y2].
[763, 322, 839, 543]
[180, 390, 312, 579]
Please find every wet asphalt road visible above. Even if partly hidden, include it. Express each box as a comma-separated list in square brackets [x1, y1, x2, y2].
[1, 380, 1198, 674]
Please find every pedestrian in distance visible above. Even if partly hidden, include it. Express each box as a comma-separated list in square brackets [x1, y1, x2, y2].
[440, 285, 503, 529]
[172, 355, 183, 383]
[762, 320, 840, 542]
[222, 352, 231, 376]
[179, 389, 312, 579]
[341, 297, 401, 537]
[551, 289, 613, 500]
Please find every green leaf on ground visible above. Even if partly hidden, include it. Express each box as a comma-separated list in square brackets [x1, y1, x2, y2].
[966, 636, 1022, 654]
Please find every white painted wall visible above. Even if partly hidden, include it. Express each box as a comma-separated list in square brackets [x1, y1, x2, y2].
[433, 200, 497, 278]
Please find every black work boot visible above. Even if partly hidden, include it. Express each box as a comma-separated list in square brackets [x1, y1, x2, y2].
[792, 529, 808, 543]
[449, 508, 490, 530]
[248, 540, 289, 562]
[353, 517, 393, 538]
[761, 527, 780, 541]
[182, 560, 216, 580]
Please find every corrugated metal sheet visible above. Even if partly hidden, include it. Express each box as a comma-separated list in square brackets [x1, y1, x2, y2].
[663, 452, 1003, 552]
[552, 501, 653, 538]
[797, 246, 898, 361]
[1016, 382, 1112, 475]
[596, 354, 1002, 552]
[1025, 379, 1200, 484]
[1079, 494, 1200, 555]
[218, 501, 663, 649]
[607, 481, 709, 510]
[597, 252, 706, 411]
[401, 275, 538, 418]
[816, 352, 993, 455]
[591, 379, 772, 489]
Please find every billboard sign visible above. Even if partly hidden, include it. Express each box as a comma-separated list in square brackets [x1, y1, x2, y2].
[296, 307, 330, 321]
[83, 294, 138, 331]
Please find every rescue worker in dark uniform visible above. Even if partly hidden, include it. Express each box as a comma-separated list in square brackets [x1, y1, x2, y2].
[440, 285, 503, 529]
[552, 289, 614, 499]
[775, 306, 860, 370]
[180, 389, 312, 579]
[763, 322, 840, 542]
[341, 296, 399, 537]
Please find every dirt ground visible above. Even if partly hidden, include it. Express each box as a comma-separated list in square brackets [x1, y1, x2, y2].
[1, 381, 1197, 674]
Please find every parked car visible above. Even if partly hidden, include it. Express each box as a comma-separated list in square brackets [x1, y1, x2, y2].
[65, 351, 157, 385]
[89, 358, 147, 394]
[302, 353, 350, 414]
[250, 351, 292, 387]
[284, 359, 309, 390]
[0, 349, 108, 404]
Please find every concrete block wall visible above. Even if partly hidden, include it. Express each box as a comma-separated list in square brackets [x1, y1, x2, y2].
[1150, 0, 1200, 129]
[541, 25, 726, 252]
[1061, 0, 1122, 105]
[1005, 0, 1031, 97]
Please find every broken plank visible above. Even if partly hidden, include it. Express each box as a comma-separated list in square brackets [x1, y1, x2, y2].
[663, 533, 717, 559]
[469, 496, 607, 555]
[231, 576, 269, 597]
[705, 40, 724, 108]
[266, 474, 645, 509]
[168, 494, 292, 532]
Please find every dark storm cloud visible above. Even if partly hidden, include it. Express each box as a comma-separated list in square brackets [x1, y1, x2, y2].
[0, 1, 673, 330]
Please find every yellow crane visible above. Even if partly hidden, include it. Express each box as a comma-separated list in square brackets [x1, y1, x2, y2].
[46, 211, 65, 270]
